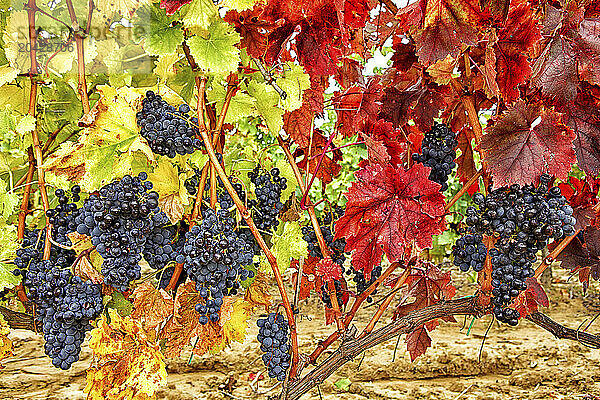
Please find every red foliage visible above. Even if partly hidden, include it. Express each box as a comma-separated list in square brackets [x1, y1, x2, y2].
[513, 277, 549, 318]
[335, 164, 446, 277]
[315, 258, 342, 281]
[481, 100, 576, 188]
[558, 176, 600, 230]
[160, 0, 191, 15]
[556, 227, 600, 292]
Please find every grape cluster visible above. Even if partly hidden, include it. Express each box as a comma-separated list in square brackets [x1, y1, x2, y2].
[301, 207, 347, 266]
[46, 186, 81, 246]
[454, 175, 576, 325]
[248, 167, 287, 231]
[13, 229, 102, 370]
[412, 122, 458, 191]
[137, 91, 203, 158]
[181, 208, 254, 324]
[452, 232, 487, 272]
[257, 313, 291, 381]
[349, 265, 383, 303]
[75, 173, 170, 291]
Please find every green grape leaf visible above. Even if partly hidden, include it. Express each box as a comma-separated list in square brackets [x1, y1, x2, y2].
[276, 63, 310, 112]
[0, 223, 20, 290]
[0, 178, 18, 223]
[263, 221, 307, 273]
[219, 0, 259, 11]
[334, 378, 352, 391]
[207, 79, 257, 124]
[95, 0, 146, 18]
[0, 64, 17, 87]
[104, 291, 133, 317]
[15, 115, 35, 135]
[181, 0, 218, 30]
[246, 80, 283, 135]
[187, 20, 241, 74]
[154, 53, 181, 80]
[3, 11, 30, 74]
[136, 4, 183, 56]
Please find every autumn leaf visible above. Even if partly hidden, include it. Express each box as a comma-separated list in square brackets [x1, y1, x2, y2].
[556, 227, 600, 292]
[513, 277, 549, 318]
[558, 176, 600, 230]
[405, 325, 432, 361]
[332, 80, 382, 137]
[413, 0, 484, 66]
[532, 36, 578, 105]
[360, 119, 407, 168]
[85, 309, 167, 400]
[160, 0, 192, 15]
[565, 94, 600, 177]
[244, 272, 272, 308]
[73, 254, 104, 284]
[335, 163, 446, 277]
[0, 315, 12, 369]
[131, 282, 174, 330]
[455, 128, 478, 195]
[315, 258, 342, 281]
[481, 100, 576, 188]
[294, 129, 342, 184]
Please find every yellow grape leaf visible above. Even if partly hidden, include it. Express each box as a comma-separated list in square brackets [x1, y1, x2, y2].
[276, 63, 310, 112]
[426, 54, 458, 85]
[262, 221, 307, 273]
[215, 298, 253, 351]
[148, 158, 189, 223]
[85, 309, 167, 400]
[0, 314, 13, 368]
[246, 80, 283, 135]
[0, 65, 18, 87]
[244, 272, 272, 308]
[219, 0, 261, 11]
[154, 53, 180, 80]
[181, 0, 218, 31]
[67, 232, 94, 255]
[131, 282, 174, 330]
[207, 80, 258, 124]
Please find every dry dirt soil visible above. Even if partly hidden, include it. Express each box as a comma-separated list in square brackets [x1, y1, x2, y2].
[2, 269, 600, 400]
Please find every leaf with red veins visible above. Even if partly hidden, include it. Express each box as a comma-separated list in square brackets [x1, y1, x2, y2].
[160, 0, 191, 15]
[414, 0, 484, 66]
[482, 33, 500, 99]
[558, 176, 600, 230]
[360, 119, 406, 167]
[332, 80, 382, 137]
[264, 23, 297, 65]
[513, 277, 549, 318]
[565, 94, 600, 177]
[340, 0, 370, 29]
[335, 164, 446, 276]
[494, 49, 530, 103]
[391, 37, 418, 72]
[406, 325, 432, 361]
[576, 19, 600, 90]
[394, 261, 456, 331]
[412, 88, 446, 131]
[556, 227, 600, 292]
[532, 36, 578, 105]
[481, 100, 576, 188]
[316, 258, 343, 281]
[379, 87, 416, 128]
[456, 128, 479, 196]
[498, 0, 542, 54]
[335, 58, 365, 89]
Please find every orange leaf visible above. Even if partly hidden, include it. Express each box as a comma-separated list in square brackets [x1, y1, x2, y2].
[244, 273, 272, 308]
[131, 282, 174, 330]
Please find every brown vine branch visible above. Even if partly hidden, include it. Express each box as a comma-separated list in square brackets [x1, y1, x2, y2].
[526, 312, 600, 348]
[445, 169, 483, 211]
[0, 306, 36, 331]
[196, 86, 299, 378]
[17, 148, 36, 240]
[534, 230, 580, 278]
[65, 0, 90, 113]
[276, 135, 345, 334]
[252, 57, 287, 99]
[361, 265, 411, 336]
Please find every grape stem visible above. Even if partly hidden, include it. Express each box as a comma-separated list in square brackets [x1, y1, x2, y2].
[195, 85, 300, 380]
[299, 131, 337, 211]
[65, 0, 91, 113]
[534, 230, 581, 278]
[277, 135, 346, 334]
[252, 57, 287, 99]
[307, 141, 364, 161]
[444, 168, 483, 211]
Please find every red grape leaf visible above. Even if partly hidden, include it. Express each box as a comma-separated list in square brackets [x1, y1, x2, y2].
[335, 58, 364, 89]
[574, 19, 600, 87]
[556, 227, 600, 292]
[565, 94, 600, 177]
[498, 0, 541, 53]
[131, 282, 174, 330]
[513, 277, 549, 318]
[481, 100, 576, 188]
[335, 164, 446, 276]
[495, 49, 530, 103]
[482, 32, 500, 99]
[413, 0, 484, 66]
[360, 119, 406, 168]
[391, 38, 418, 72]
[532, 36, 578, 104]
[332, 79, 382, 137]
[363, 135, 391, 165]
[225, 9, 281, 58]
[406, 325, 432, 361]
[294, 129, 342, 184]
[283, 102, 314, 148]
[160, 0, 191, 15]
[394, 261, 456, 331]
[558, 176, 600, 230]
[456, 128, 479, 196]
[481, 0, 510, 20]
[315, 258, 342, 281]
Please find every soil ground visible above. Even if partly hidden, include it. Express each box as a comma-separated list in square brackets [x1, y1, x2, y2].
[2, 267, 600, 400]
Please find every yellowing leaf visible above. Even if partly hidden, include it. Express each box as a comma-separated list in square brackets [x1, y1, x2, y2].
[0, 178, 19, 223]
[219, 0, 261, 11]
[0, 223, 20, 289]
[85, 309, 167, 400]
[131, 282, 174, 330]
[0, 65, 18, 87]
[154, 53, 181, 80]
[15, 115, 35, 135]
[246, 80, 283, 135]
[149, 158, 189, 223]
[73, 254, 104, 284]
[207, 80, 258, 124]
[216, 298, 253, 351]
[95, 0, 149, 18]
[181, 0, 218, 30]
[276, 63, 310, 112]
[0, 315, 13, 369]
[244, 272, 272, 308]
[263, 221, 307, 273]
[159, 193, 185, 224]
